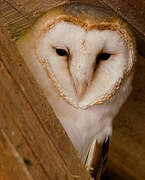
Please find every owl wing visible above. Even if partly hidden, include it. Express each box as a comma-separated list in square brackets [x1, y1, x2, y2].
[85, 137, 110, 179]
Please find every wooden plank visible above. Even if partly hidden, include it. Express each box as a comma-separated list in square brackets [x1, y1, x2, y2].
[0, 108, 48, 180]
[0, 98, 51, 180]
[0, 130, 32, 180]
[0, 25, 92, 179]
[0, 0, 32, 39]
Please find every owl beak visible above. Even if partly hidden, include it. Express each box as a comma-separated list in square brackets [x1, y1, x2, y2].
[70, 57, 94, 98]
[74, 80, 88, 98]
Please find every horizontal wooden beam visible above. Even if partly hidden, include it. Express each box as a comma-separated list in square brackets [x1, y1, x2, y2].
[0, 25, 92, 179]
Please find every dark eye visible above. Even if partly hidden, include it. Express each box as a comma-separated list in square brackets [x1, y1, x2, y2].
[97, 53, 111, 61]
[56, 48, 68, 56]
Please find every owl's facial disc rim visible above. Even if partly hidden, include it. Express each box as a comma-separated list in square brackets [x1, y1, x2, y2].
[35, 15, 136, 109]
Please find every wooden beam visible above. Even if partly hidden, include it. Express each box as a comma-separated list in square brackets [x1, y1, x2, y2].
[0, 130, 32, 180]
[0, 25, 92, 179]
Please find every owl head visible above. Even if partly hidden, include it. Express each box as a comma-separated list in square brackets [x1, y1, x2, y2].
[17, 3, 136, 109]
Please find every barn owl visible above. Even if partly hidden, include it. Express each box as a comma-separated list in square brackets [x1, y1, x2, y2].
[16, 2, 136, 175]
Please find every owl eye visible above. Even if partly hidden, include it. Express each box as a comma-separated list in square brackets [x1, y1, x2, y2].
[97, 53, 111, 61]
[56, 48, 69, 56]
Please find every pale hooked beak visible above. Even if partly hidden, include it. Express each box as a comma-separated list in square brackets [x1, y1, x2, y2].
[70, 55, 95, 99]
[73, 79, 89, 98]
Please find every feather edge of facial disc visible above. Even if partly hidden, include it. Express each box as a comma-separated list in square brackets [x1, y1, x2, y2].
[16, 3, 136, 109]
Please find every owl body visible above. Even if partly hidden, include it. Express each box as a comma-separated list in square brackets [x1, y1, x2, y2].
[17, 3, 136, 163]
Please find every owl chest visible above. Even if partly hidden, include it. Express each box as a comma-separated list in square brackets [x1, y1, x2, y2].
[46, 76, 132, 158]
[49, 93, 113, 156]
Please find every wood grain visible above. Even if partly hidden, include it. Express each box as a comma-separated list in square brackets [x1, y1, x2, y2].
[0, 130, 32, 180]
[0, 25, 92, 179]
